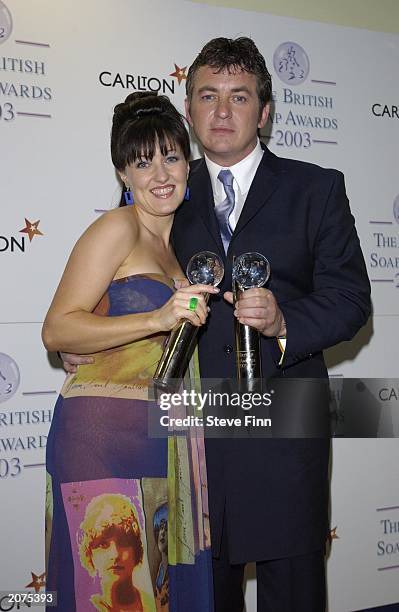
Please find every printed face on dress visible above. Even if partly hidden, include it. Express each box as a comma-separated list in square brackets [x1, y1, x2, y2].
[157, 518, 168, 554]
[185, 65, 269, 167]
[120, 142, 189, 217]
[91, 536, 136, 582]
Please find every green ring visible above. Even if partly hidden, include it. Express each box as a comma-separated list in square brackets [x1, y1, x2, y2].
[189, 297, 198, 311]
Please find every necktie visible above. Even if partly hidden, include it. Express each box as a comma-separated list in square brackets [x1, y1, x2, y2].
[216, 169, 235, 253]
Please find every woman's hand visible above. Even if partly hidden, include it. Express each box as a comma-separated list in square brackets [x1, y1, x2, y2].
[153, 284, 219, 331]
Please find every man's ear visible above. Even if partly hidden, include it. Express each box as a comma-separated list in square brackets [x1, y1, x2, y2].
[258, 103, 270, 129]
[184, 98, 193, 127]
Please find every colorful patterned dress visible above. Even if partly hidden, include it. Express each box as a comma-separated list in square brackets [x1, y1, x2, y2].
[45, 274, 213, 612]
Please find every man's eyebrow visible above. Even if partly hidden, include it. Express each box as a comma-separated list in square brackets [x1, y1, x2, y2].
[196, 85, 253, 94]
[197, 85, 218, 93]
[230, 86, 252, 94]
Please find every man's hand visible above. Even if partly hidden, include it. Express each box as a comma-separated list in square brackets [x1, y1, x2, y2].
[60, 352, 94, 374]
[224, 288, 286, 337]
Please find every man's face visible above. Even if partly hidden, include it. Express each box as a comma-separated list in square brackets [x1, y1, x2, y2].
[185, 65, 269, 166]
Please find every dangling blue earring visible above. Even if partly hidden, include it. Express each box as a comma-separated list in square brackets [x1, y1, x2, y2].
[124, 186, 134, 205]
[184, 186, 190, 201]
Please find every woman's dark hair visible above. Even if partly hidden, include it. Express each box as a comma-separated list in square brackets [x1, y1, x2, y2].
[186, 37, 272, 113]
[111, 92, 190, 206]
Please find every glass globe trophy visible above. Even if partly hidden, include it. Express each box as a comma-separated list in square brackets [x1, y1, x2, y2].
[153, 251, 224, 390]
[232, 252, 270, 391]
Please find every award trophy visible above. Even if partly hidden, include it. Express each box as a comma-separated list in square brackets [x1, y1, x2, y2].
[232, 252, 270, 392]
[153, 251, 224, 390]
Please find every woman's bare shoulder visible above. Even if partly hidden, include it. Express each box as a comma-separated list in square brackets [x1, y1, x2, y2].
[81, 205, 138, 246]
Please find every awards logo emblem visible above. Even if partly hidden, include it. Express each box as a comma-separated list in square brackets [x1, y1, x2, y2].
[393, 194, 399, 225]
[0, 352, 20, 403]
[273, 41, 310, 85]
[0, 1, 12, 45]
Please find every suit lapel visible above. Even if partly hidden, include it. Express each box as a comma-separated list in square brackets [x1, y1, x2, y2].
[188, 146, 285, 258]
[230, 146, 286, 248]
[189, 158, 225, 257]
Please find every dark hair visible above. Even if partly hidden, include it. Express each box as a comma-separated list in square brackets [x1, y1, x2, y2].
[153, 503, 168, 538]
[111, 92, 190, 206]
[186, 37, 272, 112]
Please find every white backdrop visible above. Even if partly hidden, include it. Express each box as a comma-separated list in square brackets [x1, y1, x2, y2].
[1, 1, 398, 610]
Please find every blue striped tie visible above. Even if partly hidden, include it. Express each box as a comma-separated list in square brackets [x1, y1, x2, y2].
[216, 169, 235, 253]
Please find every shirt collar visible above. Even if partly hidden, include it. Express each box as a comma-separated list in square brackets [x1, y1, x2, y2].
[204, 139, 264, 197]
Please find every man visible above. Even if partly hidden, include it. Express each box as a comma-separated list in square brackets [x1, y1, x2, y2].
[172, 37, 370, 611]
[64, 37, 370, 611]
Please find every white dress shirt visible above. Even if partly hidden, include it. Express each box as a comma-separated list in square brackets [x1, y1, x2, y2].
[204, 139, 264, 230]
[205, 140, 286, 354]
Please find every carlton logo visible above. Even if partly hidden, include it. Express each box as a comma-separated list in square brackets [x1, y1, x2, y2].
[379, 387, 399, 401]
[0, 218, 43, 253]
[0, 1, 13, 45]
[99, 62, 187, 94]
[273, 42, 310, 86]
[371, 103, 398, 119]
[169, 63, 187, 85]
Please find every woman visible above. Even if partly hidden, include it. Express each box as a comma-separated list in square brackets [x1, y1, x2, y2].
[153, 503, 168, 611]
[79, 493, 147, 611]
[43, 92, 216, 611]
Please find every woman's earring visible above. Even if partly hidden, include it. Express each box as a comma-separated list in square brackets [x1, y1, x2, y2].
[184, 186, 190, 201]
[124, 186, 134, 205]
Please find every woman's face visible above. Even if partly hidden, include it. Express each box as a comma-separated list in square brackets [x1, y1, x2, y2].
[157, 518, 168, 554]
[92, 537, 136, 582]
[121, 142, 188, 218]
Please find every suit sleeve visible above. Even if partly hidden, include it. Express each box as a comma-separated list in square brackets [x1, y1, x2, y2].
[276, 171, 371, 369]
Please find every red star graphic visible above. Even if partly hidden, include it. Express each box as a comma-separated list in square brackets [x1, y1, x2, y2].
[328, 526, 339, 543]
[19, 218, 44, 242]
[170, 63, 187, 85]
[26, 571, 46, 593]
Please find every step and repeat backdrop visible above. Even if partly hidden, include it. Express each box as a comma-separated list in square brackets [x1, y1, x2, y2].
[0, 0, 398, 610]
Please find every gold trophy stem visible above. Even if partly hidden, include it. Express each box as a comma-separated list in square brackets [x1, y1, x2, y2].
[233, 264, 262, 392]
[153, 293, 209, 391]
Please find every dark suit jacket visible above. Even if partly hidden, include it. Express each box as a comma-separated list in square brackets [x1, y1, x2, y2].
[172, 145, 371, 563]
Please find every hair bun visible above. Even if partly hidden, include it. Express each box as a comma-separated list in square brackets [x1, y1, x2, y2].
[124, 92, 154, 105]
[134, 105, 165, 118]
[113, 92, 169, 122]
